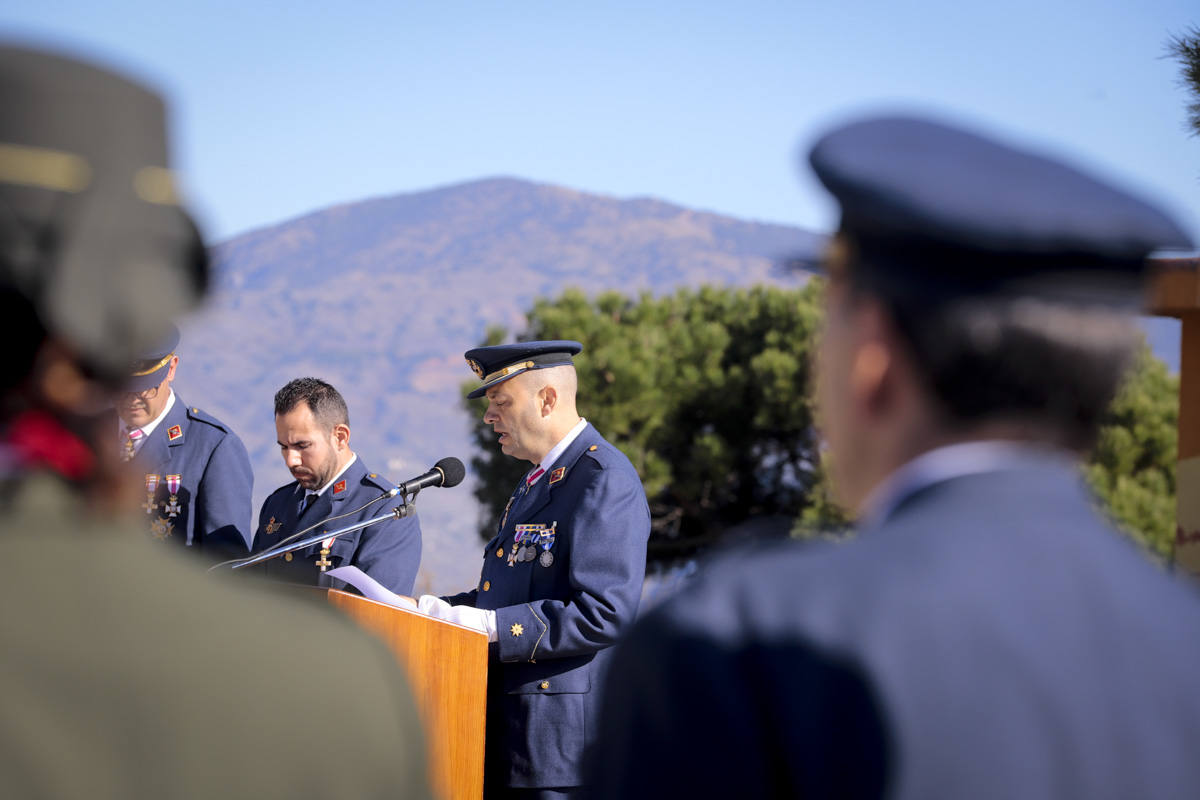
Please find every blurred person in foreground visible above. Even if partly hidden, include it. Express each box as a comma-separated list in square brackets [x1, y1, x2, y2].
[114, 322, 254, 561]
[588, 114, 1200, 799]
[0, 44, 429, 798]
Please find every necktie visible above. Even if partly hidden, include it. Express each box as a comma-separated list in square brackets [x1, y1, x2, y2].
[302, 492, 317, 515]
[121, 428, 144, 462]
[520, 466, 544, 499]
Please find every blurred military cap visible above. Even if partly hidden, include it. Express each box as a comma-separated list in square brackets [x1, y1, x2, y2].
[0, 44, 207, 378]
[807, 114, 1194, 304]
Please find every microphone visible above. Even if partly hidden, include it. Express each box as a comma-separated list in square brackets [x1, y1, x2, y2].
[395, 457, 466, 495]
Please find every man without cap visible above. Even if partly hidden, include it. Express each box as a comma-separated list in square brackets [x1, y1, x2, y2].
[253, 377, 423, 595]
[418, 341, 650, 798]
[0, 45, 430, 797]
[115, 323, 254, 561]
[588, 115, 1200, 798]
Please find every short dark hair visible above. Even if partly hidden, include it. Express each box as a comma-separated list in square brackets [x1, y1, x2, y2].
[274, 377, 349, 431]
[883, 291, 1136, 452]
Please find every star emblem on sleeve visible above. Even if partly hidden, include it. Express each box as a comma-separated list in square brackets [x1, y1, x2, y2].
[510, 623, 524, 637]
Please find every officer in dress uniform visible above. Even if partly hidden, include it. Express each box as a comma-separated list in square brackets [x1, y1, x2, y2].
[588, 115, 1200, 799]
[254, 377, 422, 595]
[116, 323, 254, 560]
[0, 44, 429, 798]
[417, 341, 650, 799]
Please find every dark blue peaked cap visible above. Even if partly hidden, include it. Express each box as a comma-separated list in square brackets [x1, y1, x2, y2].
[465, 340, 583, 398]
[125, 322, 180, 392]
[807, 114, 1194, 303]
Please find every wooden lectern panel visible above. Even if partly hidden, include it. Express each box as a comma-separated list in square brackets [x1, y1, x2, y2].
[327, 590, 487, 800]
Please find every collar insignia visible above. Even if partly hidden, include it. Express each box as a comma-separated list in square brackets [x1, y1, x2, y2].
[548, 467, 566, 486]
[333, 479, 347, 495]
[166, 424, 182, 441]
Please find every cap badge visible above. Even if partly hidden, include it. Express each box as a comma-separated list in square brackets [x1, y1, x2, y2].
[467, 357, 485, 379]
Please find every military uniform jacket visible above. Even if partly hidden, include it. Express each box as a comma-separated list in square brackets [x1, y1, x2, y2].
[0, 470, 431, 800]
[589, 457, 1200, 799]
[130, 396, 253, 561]
[254, 457, 422, 596]
[444, 423, 650, 790]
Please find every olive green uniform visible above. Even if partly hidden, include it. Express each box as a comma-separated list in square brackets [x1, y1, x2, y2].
[0, 472, 431, 800]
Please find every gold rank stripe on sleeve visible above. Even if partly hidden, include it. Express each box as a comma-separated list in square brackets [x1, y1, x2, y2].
[527, 603, 548, 663]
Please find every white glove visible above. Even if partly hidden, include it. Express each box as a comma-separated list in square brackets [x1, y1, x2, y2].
[417, 595, 498, 642]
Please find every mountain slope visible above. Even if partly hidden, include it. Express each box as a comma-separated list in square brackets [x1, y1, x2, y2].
[173, 177, 824, 592]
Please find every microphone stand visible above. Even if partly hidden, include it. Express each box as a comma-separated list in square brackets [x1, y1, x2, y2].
[230, 498, 418, 572]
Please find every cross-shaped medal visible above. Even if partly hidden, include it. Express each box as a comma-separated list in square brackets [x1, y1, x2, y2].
[315, 547, 332, 571]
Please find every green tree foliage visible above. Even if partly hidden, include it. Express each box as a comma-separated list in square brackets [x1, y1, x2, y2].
[463, 284, 845, 561]
[1167, 25, 1200, 138]
[1084, 344, 1179, 561]
[465, 288, 1181, 565]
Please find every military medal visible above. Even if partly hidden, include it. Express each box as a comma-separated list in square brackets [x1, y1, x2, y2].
[143, 474, 159, 514]
[507, 532, 522, 567]
[163, 474, 182, 517]
[150, 516, 173, 540]
[316, 534, 335, 571]
[538, 522, 558, 567]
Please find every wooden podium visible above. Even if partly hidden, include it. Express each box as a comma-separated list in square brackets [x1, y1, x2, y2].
[326, 589, 488, 800]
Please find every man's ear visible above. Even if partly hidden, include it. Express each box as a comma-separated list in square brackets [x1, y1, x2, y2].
[332, 422, 351, 449]
[165, 355, 179, 383]
[850, 304, 895, 416]
[539, 384, 558, 418]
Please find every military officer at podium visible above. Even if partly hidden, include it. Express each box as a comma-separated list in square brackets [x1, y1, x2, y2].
[116, 324, 254, 560]
[253, 377, 423, 595]
[417, 341, 650, 799]
[588, 115, 1200, 799]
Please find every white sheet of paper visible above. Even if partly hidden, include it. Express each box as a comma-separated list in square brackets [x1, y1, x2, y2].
[325, 565, 418, 611]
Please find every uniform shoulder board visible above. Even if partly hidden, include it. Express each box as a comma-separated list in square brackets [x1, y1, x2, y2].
[364, 470, 393, 492]
[186, 405, 230, 433]
[582, 440, 609, 467]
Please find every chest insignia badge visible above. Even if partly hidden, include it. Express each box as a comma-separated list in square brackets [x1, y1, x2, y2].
[265, 516, 282, 535]
[150, 516, 173, 540]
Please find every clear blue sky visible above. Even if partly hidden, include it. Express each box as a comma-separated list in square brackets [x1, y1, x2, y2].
[3, 1, 1197, 246]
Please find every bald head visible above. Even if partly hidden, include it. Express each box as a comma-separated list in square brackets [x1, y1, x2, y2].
[483, 365, 583, 465]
